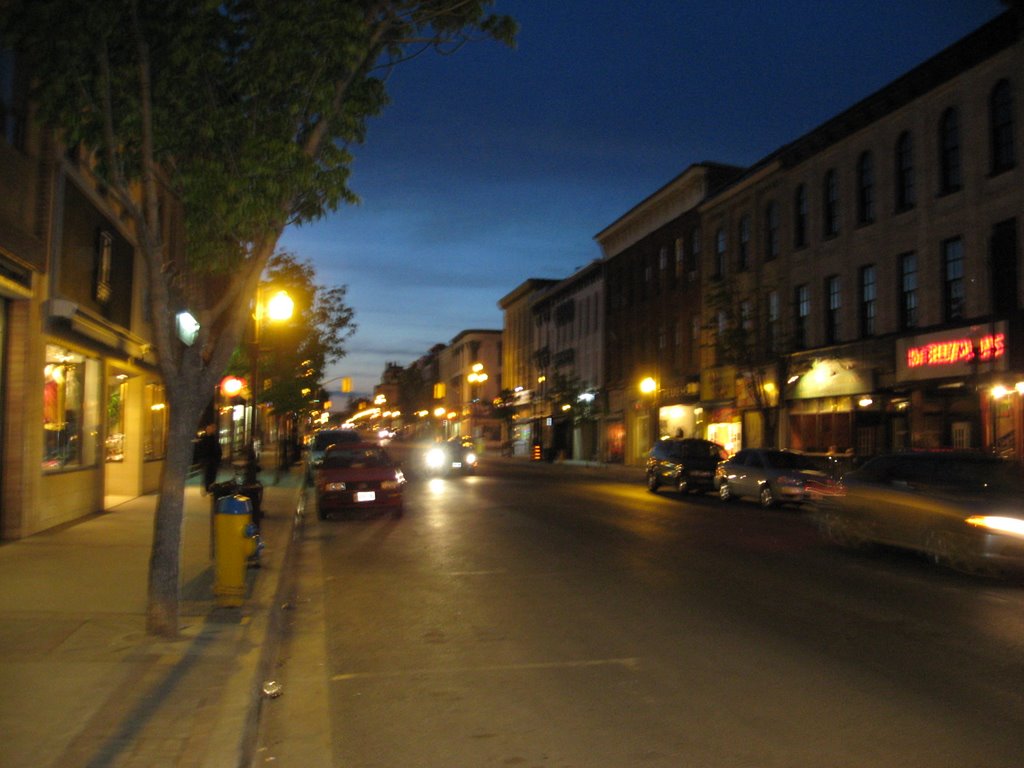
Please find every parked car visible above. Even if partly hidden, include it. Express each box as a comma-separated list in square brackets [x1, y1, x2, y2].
[422, 436, 479, 477]
[815, 451, 1024, 575]
[315, 443, 405, 520]
[716, 448, 831, 508]
[306, 428, 363, 481]
[646, 438, 727, 495]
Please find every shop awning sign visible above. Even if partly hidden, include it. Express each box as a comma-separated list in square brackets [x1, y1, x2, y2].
[897, 322, 1007, 382]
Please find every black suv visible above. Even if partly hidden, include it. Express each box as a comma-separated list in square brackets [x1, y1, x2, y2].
[646, 438, 728, 495]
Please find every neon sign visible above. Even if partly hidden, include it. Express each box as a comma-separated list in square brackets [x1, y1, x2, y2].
[906, 333, 1005, 368]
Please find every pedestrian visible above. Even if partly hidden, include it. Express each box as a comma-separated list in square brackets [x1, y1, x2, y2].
[197, 423, 221, 494]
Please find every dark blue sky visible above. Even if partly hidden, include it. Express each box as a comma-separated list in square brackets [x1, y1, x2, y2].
[279, 0, 1005, 396]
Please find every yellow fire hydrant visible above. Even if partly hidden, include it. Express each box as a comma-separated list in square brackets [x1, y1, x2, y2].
[214, 494, 260, 607]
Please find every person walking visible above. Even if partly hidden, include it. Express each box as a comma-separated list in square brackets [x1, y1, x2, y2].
[197, 423, 221, 494]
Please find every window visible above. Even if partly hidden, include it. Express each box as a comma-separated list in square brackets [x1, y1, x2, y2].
[714, 228, 726, 279]
[900, 252, 918, 329]
[895, 131, 915, 211]
[737, 215, 751, 271]
[823, 169, 839, 237]
[674, 238, 685, 278]
[690, 228, 701, 280]
[856, 152, 875, 224]
[794, 184, 808, 247]
[144, 382, 168, 459]
[794, 284, 809, 349]
[943, 237, 965, 322]
[740, 300, 753, 333]
[1, 48, 26, 149]
[825, 275, 841, 344]
[766, 290, 779, 353]
[764, 202, 779, 261]
[43, 344, 100, 470]
[659, 245, 668, 271]
[859, 265, 876, 337]
[990, 79, 1015, 173]
[939, 108, 962, 194]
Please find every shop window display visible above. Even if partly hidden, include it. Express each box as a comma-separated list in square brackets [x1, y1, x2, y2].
[43, 345, 99, 469]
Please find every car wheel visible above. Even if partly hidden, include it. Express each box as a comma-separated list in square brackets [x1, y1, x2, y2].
[820, 507, 870, 550]
[646, 473, 660, 493]
[718, 480, 732, 502]
[677, 475, 689, 494]
[759, 484, 775, 508]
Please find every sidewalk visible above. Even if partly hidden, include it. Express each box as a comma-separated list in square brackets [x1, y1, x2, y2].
[0, 464, 306, 768]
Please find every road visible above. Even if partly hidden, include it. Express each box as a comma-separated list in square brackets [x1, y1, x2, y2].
[253, 456, 1024, 767]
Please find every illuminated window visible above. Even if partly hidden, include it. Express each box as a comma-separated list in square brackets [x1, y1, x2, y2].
[43, 345, 99, 470]
[106, 373, 128, 462]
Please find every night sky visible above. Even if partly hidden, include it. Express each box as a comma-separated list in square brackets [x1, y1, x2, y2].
[278, 0, 1005, 397]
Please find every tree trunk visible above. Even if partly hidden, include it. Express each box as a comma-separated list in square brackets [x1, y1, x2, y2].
[145, 394, 206, 637]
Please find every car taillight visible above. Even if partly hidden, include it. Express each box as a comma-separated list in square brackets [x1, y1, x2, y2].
[324, 481, 346, 492]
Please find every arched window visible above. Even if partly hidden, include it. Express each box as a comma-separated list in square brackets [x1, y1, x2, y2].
[823, 169, 839, 237]
[794, 184, 807, 247]
[856, 151, 874, 224]
[895, 131, 915, 211]
[764, 201, 779, 261]
[990, 79, 1015, 173]
[939, 107, 962, 194]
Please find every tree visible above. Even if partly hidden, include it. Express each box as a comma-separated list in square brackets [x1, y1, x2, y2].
[2, 1, 515, 636]
[240, 251, 356, 423]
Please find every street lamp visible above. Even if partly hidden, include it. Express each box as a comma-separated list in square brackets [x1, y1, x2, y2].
[248, 287, 293, 473]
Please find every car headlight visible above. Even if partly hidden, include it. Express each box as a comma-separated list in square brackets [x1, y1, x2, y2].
[324, 481, 346, 492]
[966, 516, 1024, 538]
[381, 479, 402, 490]
[425, 448, 446, 469]
[465, 452, 477, 465]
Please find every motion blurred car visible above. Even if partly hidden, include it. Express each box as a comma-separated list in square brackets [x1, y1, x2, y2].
[815, 451, 1024, 575]
[315, 443, 405, 520]
[716, 448, 830, 508]
[306, 427, 363, 481]
[645, 438, 727, 495]
[422, 436, 479, 476]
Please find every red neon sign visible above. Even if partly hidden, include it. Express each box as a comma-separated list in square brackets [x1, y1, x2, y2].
[906, 333, 1005, 368]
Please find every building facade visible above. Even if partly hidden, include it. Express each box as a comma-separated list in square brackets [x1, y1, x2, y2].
[699, 11, 1024, 460]
[1, 50, 166, 539]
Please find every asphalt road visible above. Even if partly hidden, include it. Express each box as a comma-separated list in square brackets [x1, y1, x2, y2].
[253, 457, 1024, 767]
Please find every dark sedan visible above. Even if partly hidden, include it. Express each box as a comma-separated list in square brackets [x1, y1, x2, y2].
[646, 438, 727, 495]
[716, 448, 831, 508]
[815, 451, 1024, 575]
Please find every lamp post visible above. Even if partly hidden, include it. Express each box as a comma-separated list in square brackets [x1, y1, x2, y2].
[248, 288, 293, 476]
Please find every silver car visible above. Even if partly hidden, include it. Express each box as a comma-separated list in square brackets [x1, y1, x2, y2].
[716, 448, 830, 508]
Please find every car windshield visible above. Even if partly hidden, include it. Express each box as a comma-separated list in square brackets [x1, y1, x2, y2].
[674, 442, 722, 459]
[313, 431, 360, 450]
[763, 451, 818, 470]
[322, 447, 388, 469]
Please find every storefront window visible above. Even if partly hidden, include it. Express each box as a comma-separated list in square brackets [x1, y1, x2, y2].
[106, 373, 128, 462]
[144, 382, 167, 459]
[43, 344, 99, 470]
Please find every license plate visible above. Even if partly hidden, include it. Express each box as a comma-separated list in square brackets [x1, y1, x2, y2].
[452, 462, 462, 468]
[356, 491, 376, 502]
